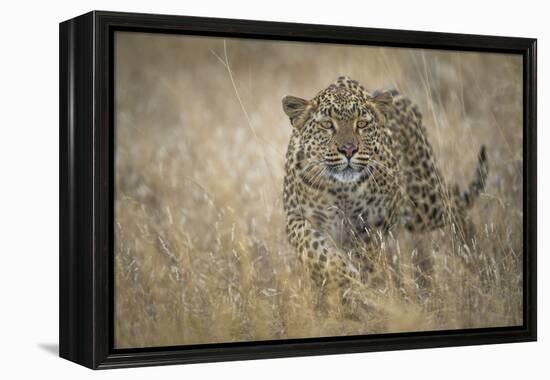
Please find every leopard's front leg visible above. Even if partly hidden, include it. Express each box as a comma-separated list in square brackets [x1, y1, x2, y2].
[285, 211, 361, 304]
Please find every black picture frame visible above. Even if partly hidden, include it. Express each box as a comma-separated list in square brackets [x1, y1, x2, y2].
[59, 10, 537, 369]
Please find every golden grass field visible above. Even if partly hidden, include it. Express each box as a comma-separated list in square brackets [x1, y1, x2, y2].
[113, 32, 523, 348]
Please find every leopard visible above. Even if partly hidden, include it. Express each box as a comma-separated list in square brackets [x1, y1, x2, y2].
[281, 76, 488, 306]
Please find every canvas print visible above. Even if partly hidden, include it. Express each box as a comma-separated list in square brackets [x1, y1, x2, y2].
[114, 31, 523, 348]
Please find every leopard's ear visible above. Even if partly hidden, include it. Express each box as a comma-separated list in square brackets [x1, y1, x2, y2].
[282, 96, 311, 130]
[371, 91, 394, 116]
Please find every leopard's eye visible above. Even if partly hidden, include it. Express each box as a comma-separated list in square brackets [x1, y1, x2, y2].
[319, 120, 334, 130]
[356, 120, 370, 129]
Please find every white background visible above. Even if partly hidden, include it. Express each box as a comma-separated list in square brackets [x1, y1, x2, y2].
[0, 0, 547, 378]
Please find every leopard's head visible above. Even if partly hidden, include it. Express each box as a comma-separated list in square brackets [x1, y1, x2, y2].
[282, 77, 393, 184]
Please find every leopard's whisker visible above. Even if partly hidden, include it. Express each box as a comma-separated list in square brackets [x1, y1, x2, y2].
[365, 166, 380, 190]
[367, 158, 396, 177]
[301, 164, 323, 186]
[309, 166, 327, 189]
[300, 160, 324, 182]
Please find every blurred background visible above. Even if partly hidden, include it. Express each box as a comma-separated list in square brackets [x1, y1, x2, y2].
[114, 31, 523, 348]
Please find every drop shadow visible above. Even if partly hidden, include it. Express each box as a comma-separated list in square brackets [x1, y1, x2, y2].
[38, 343, 59, 356]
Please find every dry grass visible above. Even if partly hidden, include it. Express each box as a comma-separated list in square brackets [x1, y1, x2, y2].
[113, 32, 523, 348]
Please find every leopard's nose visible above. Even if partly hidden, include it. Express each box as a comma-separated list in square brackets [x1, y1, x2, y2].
[338, 143, 358, 159]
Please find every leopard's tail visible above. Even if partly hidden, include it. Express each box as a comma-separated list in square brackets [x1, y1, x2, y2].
[459, 145, 488, 210]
